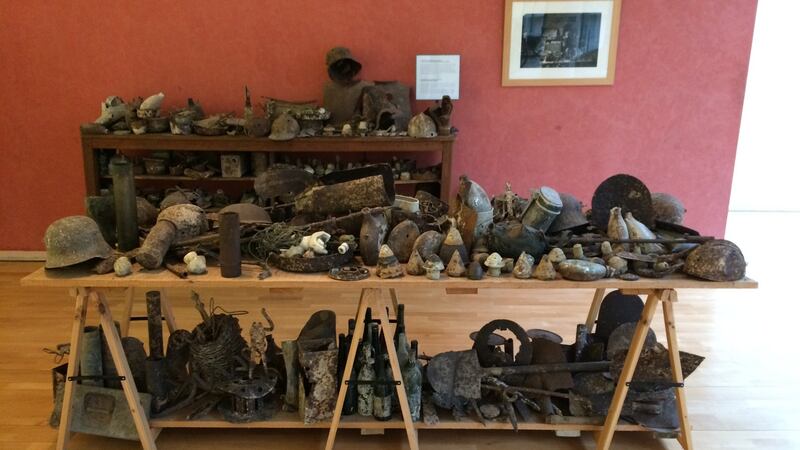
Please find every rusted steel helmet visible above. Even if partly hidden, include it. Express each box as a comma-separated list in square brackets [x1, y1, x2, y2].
[219, 203, 271, 223]
[408, 113, 437, 138]
[268, 112, 300, 141]
[651, 192, 686, 225]
[549, 193, 589, 233]
[325, 47, 362, 84]
[591, 174, 654, 231]
[684, 239, 746, 281]
[44, 216, 113, 269]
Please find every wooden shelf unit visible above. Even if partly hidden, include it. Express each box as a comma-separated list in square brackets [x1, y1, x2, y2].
[81, 133, 455, 200]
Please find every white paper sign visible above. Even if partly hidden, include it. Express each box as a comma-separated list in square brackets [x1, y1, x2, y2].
[416, 55, 460, 100]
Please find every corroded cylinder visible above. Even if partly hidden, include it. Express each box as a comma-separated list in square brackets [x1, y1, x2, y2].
[145, 291, 164, 359]
[521, 186, 563, 232]
[219, 211, 242, 278]
[109, 156, 139, 251]
[282, 339, 299, 411]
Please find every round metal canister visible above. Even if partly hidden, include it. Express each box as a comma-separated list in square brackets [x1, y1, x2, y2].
[521, 186, 563, 232]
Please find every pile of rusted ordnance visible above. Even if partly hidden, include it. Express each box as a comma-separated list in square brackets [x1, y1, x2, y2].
[44, 163, 747, 441]
[48, 47, 746, 438]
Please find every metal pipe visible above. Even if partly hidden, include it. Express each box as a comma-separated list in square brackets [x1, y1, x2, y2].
[109, 156, 139, 251]
[482, 361, 609, 376]
[219, 211, 242, 278]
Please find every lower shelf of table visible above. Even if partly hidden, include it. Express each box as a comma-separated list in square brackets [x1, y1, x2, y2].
[150, 410, 648, 432]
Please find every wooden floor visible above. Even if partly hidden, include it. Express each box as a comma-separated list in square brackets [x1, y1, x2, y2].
[0, 212, 795, 449]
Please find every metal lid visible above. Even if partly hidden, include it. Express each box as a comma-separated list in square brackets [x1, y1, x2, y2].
[537, 186, 563, 209]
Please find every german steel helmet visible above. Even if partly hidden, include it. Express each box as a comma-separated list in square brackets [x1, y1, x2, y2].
[325, 47, 362, 83]
[268, 112, 300, 141]
[408, 113, 437, 138]
[549, 193, 589, 233]
[651, 192, 686, 225]
[44, 216, 113, 269]
[684, 239, 746, 281]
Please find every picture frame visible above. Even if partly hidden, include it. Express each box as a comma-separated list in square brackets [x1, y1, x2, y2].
[502, 0, 622, 86]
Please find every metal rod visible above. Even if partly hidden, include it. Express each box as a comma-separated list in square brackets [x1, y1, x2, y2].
[481, 384, 570, 399]
[482, 361, 609, 376]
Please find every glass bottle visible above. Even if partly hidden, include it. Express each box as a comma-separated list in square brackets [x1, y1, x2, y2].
[342, 319, 358, 415]
[372, 325, 392, 421]
[403, 341, 423, 421]
[357, 323, 376, 416]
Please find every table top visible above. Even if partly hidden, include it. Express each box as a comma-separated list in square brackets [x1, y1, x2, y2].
[21, 266, 758, 290]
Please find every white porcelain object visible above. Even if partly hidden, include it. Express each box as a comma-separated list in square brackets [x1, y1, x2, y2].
[393, 195, 420, 213]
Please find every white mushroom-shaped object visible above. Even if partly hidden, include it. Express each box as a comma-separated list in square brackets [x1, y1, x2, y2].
[484, 252, 504, 277]
[423, 255, 445, 280]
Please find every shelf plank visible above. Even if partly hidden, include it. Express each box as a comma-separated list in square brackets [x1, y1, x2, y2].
[83, 133, 455, 153]
[21, 265, 759, 290]
[98, 175, 439, 184]
[149, 409, 647, 432]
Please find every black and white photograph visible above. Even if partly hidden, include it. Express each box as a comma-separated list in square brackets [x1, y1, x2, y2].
[519, 13, 602, 68]
[503, 0, 621, 86]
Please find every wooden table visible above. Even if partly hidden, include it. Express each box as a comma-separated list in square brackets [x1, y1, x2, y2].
[21, 266, 757, 450]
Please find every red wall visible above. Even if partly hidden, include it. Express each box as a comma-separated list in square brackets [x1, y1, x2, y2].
[0, 1, 757, 250]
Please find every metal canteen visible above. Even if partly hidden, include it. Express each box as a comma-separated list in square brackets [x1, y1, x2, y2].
[359, 208, 388, 266]
[488, 221, 547, 260]
[557, 259, 613, 281]
[411, 230, 443, 261]
[386, 220, 420, 263]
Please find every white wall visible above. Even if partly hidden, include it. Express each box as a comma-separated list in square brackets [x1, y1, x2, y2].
[729, 0, 800, 211]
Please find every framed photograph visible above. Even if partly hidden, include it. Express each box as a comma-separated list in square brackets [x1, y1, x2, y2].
[502, 0, 622, 86]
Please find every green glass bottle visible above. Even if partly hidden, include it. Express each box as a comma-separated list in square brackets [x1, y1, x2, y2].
[404, 341, 423, 421]
[357, 323, 376, 416]
[372, 326, 392, 421]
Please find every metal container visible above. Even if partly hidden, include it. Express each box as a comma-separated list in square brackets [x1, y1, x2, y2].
[109, 156, 139, 251]
[521, 186, 563, 232]
[219, 211, 242, 278]
[80, 326, 103, 386]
